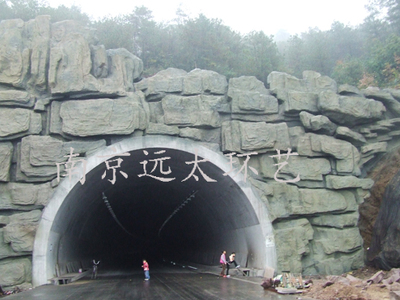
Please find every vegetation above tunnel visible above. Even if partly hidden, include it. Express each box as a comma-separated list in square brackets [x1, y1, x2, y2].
[1, 0, 400, 89]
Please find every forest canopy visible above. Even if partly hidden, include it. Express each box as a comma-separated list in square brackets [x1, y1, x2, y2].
[1, 0, 399, 88]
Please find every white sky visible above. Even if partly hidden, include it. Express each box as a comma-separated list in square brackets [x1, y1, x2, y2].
[46, 0, 371, 36]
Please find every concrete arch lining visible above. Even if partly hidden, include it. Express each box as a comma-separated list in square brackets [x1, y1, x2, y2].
[32, 135, 276, 286]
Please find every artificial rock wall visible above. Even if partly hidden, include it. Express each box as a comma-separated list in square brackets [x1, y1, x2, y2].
[1, 16, 400, 288]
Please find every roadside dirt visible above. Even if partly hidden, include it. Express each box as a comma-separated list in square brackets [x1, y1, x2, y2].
[300, 267, 395, 300]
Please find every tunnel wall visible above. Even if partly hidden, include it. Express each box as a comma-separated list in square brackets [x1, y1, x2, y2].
[1, 16, 400, 288]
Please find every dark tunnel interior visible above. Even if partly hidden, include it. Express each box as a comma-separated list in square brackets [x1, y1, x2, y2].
[51, 148, 265, 273]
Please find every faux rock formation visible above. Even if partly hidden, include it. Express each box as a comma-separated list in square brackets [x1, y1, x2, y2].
[0, 258, 32, 288]
[162, 94, 221, 128]
[2, 16, 400, 288]
[3, 222, 38, 252]
[273, 218, 314, 273]
[0, 143, 13, 182]
[0, 90, 35, 107]
[17, 135, 106, 182]
[300, 111, 337, 135]
[222, 121, 290, 153]
[0, 183, 52, 209]
[0, 108, 42, 141]
[298, 133, 361, 175]
[59, 93, 148, 137]
[318, 90, 386, 125]
[0, 19, 29, 88]
[228, 76, 278, 115]
[183, 69, 227, 95]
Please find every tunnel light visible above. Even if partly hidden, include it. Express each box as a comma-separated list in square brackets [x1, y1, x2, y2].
[158, 190, 198, 238]
[102, 192, 137, 238]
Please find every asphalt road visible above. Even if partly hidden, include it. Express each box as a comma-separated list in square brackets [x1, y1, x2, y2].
[4, 267, 299, 300]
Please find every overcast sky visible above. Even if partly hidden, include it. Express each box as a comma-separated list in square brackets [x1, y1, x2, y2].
[47, 0, 371, 36]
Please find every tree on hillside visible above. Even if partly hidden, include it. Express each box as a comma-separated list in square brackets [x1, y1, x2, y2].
[94, 16, 134, 52]
[0, 0, 89, 23]
[367, 0, 400, 34]
[239, 31, 281, 84]
[366, 33, 400, 87]
[283, 35, 308, 78]
[41, 4, 90, 24]
[331, 58, 365, 86]
[176, 14, 242, 76]
[0, 0, 45, 20]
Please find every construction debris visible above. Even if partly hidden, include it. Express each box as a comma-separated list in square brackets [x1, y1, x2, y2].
[367, 270, 385, 284]
[262, 268, 400, 298]
[261, 272, 308, 294]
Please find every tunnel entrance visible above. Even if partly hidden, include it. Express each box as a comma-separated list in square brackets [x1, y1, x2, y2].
[32, 136, 276, 286]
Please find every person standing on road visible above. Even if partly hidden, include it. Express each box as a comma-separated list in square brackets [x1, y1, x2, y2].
[220, 251, 227, 277]
[142, 259, 150, 281]
[92, 260, 100, 279]
[226, 252, 240, 277]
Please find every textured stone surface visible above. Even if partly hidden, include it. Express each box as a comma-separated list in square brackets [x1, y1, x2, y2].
[3, 222, 38, 252]
[25, 15, 51, 91]
[302, 70, 337, 93]
[0, 19, 28, 87]
[49, 20, 143, 96]
[60, 93, 148, 137]
[221, 121, 290, 153]
[335, 126, 367, 146]
[338, 84, 362, 96]
[183, 69, 227, 95]
[309, 212, 359, 228]
[313, 227, 363, 255]
[298, 133, 361, 175]
[318, 90, 386, 126]
[326, 175, 374, 190]
[9, 183, 53, 206]
[19, 136, 63, 178]
[267, 71, 306, 94]
[146, 123, 180, 136]
[9, 210, 42, 223]
[0, 90, 34, 107]
[179, 128, 221, 143]
[0, 228, 21, 259]
[100, 48, 143, 94]
[228, 76, 278, 114]
[0, 16, 49, 90]
[285, 91, 319, 113]
[0, 143, 13, 182]
[308, 248, 364, 275]
[135, 68, 186, 99]
[257, 182, 352, 221]
[363, 86, 400, 116]
[62, 140, 106, 157]
[0, 108, 42, 140]
[272, 155, 331, 181]
[17, 136, 107, 182]
[361, 142, 387, 155]
[0, 258, 32, 287]
[0, 183, 52, 209]
[162, 94, 220, 127]
[90, 44, 108, 78]
[49, 26, 96, 94]
[300, 111, 337, 135]
[273, 218, 314, 273]
[268, 70, 336, 107]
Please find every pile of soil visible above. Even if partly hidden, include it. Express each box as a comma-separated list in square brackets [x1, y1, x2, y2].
[301, 267, 396, 300]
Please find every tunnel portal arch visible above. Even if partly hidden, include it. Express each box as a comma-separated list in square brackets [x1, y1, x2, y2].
[32, 136, 276, 286]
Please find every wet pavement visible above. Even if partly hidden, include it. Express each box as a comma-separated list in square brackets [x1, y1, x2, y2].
[3, 265, 302, 300]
